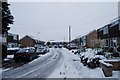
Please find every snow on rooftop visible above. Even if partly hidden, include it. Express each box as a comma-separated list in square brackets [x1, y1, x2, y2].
[7, 47, 20, 50]
[104, 59, 120, 62]
[99, 60, 113, 67]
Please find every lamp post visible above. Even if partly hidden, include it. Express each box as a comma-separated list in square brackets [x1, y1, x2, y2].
[69, 26, 71, 49]
[36, 32, 40, 40]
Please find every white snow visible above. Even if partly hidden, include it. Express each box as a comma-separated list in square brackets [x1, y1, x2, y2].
[7, 47, 19, 50]
[3, 55, 14, 61]
[99, 60, 113, 67]
[80, 48, 95, 59]
[28, 48, 55, 64]
[2, 48, 119, 78]
[48, 48, 81, 78]
[2, 68, 11, 72]
[3, 58, 10, 61]
[7, 55, 14, 58]
[48, 48, 119, 78]
[104, 59, 120, 62]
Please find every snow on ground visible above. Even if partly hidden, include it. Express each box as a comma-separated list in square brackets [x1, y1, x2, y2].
[48, 48, 119, 78]
[48, 48, 81, 78]
[3, 55, 14, 62]
[7, 55, 14, 58]
[28, 48, 54, 64]
[2, 68, 11, 72]
[80, 48, 96, 59]
[2, 48, 55, 72]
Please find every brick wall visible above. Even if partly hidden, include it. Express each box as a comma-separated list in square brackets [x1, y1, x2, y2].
[86, 30, 99, 48]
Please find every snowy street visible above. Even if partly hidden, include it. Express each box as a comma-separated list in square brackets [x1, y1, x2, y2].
[2, 48, 62, 78]
[1, 1, 120, 80]
[2, 48, 119, 79]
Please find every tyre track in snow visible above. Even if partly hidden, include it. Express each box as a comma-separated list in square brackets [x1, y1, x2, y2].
[2, 48, 62, 78]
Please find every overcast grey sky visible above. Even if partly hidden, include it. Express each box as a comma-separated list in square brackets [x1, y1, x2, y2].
[8, 2, 118, 41]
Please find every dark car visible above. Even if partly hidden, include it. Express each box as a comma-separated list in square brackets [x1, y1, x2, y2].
[54, 45, 58, 48]
[14, 48, 38, 61]
[43, 47, 49, 53]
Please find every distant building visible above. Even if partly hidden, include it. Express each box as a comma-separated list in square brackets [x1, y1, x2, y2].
[71, 36, 81, 47]
[81, 35, 87, 47]
[0, 34, 7, 44]
[97, 17, 120, 49]
[0, 33, 19, 48]
[7, 33, 19, 48]
[19, 35, 45, 48]
[86, 30, 99, 48]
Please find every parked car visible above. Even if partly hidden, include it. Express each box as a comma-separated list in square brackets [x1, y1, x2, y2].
[44, 47, 49, 53]
[14, 48, 38, 61]
[48, 45, 52, 48]
[54, 45, 58, 48]
[58, 45, 62, 48]
[67, 43, 78, 50]
[36, 47, 49, 54]
[7, 47, 20, 55]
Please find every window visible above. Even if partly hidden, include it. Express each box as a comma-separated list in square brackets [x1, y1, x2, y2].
[104, 39, 108, 47]
[13, 35, 17, 40]
[110, 39, 113, 47]
[103, 26, 108, 34]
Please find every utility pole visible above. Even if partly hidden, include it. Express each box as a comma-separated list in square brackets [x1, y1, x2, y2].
[63, 37, 65, 42]
[69, 26, 71, 48]
[36, 32, 40, 40]
[108, 25, 110, 48]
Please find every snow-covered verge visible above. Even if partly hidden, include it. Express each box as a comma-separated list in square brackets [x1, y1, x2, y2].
[79, 48, 105, 59]
[48, 48, 119, 78]
[75, 48, 106, 69]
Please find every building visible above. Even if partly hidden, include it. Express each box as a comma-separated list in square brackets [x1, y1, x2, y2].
[81, 35, 87, 47]
[0, 34, 7, 44]
[7, 33, 19, 48]
[86, 30, 99, 48]
[97, 17, 120, 49]
[71, 36, 81, 47]
[19, 35, 45, 48]
[0, 33, 19, 48]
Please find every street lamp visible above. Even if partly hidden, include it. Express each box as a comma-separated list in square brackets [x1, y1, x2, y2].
[36, 32, 40, 40]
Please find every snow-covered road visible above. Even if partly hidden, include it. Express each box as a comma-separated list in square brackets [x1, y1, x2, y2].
[2, 48, 62, 78]
[2, 48, 119, 79]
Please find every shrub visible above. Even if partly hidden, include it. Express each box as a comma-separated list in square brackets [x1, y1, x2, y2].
[117, 47, 120, 52]
[112, 52, 119, 57]
[2, 44, 7, 60]
[108, 47, 114, 53]
[87, 58, 101, 69]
